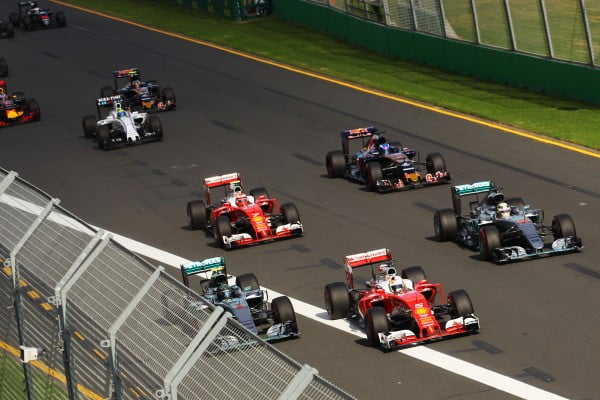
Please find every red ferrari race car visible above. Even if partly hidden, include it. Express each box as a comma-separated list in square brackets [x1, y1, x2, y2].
[324, 248, 480, 350]
[186, 172, 303, 249]
[0, 80, 40, 127]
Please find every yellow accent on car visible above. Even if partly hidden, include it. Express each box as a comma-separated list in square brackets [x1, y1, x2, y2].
[6, 109, 23, 119]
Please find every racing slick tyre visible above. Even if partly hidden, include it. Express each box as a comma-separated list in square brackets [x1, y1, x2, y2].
[187, 200, 208, 230]
[366, 307, 390, 347]
[27, 99, 40, 121]
[326, 150, 346, 178]
[100, 86, 115, 98]
[401, 266, 427, 285]
[236, 273, 260, 291]
[479, 225, 501, 261]
[163, 87, 176, 104]
[82, 115, 97, 138]
[0, 59, 7, 78]
[324, 282, 350, 320]
[148, 115, 163, 140]
[281, 203, 300, 224]
[448, 289, 474, 318]
[214, 215, 232, 247]
[272, 296, 297, 330]
[96, 124, 111, 150]
[434, 208, 457, 242]
[552, 213, 576, 239]
[21, 15, 32, 30]
[250, 187, 269, 201]
[56, 11, 66, 27]
[506, 197, 525, 212]
[426, 152, 446, 174]
[9, 13, 19, 26]
[366, 162, 383, 191]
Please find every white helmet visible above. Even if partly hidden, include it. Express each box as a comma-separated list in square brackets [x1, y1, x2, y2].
[497, 202, 510, 219]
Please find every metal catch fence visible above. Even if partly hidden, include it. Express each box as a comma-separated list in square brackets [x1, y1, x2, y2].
[0, 167, 355, 400]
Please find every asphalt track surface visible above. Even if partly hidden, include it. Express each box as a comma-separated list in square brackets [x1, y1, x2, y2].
[1, 2, 599, 399]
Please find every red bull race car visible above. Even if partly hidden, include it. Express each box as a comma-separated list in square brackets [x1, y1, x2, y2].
[0, 80, 40, 127]
[186, 172, 303, 249]
[324, 248, 479, 350]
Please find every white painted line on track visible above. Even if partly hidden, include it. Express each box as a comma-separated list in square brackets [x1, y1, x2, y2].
[0, 195, 569, 400]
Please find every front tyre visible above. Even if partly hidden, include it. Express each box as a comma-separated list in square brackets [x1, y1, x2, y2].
[148, 115, 163, 140]
[552, 213, 576, 239]
[366, 162, 383, 191]
[448, 289, 474, 318]
[214, 215, 232, 247]
[479, 225, 501, 261]
[426, 152, 446, 174]
[281, 202, 300, 224]
[365, 307, 389, 347]
[82, 115, 97, 138]
[97, 124, 111, 150]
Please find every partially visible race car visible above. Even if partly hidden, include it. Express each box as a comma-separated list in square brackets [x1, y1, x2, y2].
[324, 248, 479, 350]
[0, 80, 40, 127]
[434, 181, 583, 264]
[0, 58, 7, 77]
[100, 67, 176, 113]
[326, 126, 450, 192]
[0, 18, 15, 38]
[81, 95, 163, 149]
[9, 1, 66, 30]
[171, 256, 298, 342]
[186, 172, 303, 249]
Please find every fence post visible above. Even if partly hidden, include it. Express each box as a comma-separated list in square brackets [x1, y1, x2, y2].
[0, 171, 18, 195]
[580, 0, 595, 65]
[470, 0, 480, 44]
[408, 0, 417, 30]
[504, 0, 516, 50]
[539, 0, 554, 58]
[277, 364, 319, 400]
[438, 0, 447, 38]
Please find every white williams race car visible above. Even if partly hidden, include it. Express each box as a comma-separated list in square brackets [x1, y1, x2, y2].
[81, 95, 163, 150]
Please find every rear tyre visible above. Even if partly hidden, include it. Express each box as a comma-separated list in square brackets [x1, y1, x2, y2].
[326, 150, 345, 178]
[479, 225, 501, 261]
[365, 307, 389, 347]
[426, 152, 446, 174]
[82, 115, 97, 138]
[324, 282, 350, 320]
[214, 215, 232, 246]
[236, 273, 260, 291]
[56, 11, 66, 26]
[281, 203, 300, 224]
[100, 86, 115, 98]
[366, 162, 383, 191]
[250, 187, 269, 200]
[552, 213, 576, 239]
[401, 266, 427, 286]
[187, 200, 208, 230]
[96, 124, 111, 150]
[434, 208, 457, 242]
[448, 289, 474, 318]
[272, 296, 297, 326]
[163, 87, 176, 104]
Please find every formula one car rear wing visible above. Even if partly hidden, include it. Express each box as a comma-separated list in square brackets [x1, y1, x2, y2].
[344, 248, 391, 288]
[113, 68, 141, 79]
[451, 181, 497, 216]
[180, 256, 227, 287]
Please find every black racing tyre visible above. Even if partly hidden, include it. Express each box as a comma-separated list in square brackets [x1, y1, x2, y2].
[0, 59, 8, 78]
[236, 273, 260, 291]
[56, 11, 66, 27]
[27, 99, 40, 120]
[272, 296, 297, 325]
[434, 208, 457, 242]
[82, 115, 97, 138]
[214, 215, 232, 245]
[163, 87, 176, 103]
[9, 13, 19, 26]
[21, 15, 32, 30]
[187, 200, 208, 230]
[448, 289, 474, 318]
[149, 115, 163, 139]
[250, 187, 269, 200]
[96, 124, 111, 150]
[426, 152, 446, 174]
[479, 225, 501, 261]
[100, 86, 115, 98]
[324, 282, 350, 320]
[366, 162, 383, 191]
[281, 203, 300, 224]
[326, 150, 345, 178]
[552, 213, 576, 239]
[506, 197, 525, 211]
[365, 307, 390, 347]
[401, 266, 427, 285]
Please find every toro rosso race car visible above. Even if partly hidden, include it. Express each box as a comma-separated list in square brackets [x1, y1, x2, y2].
[324, 248, 479, 350]
[9, 1, 66, 30]
[0, 18, 15, 38]
[81, 95, 163, 149]
[326, 127, 450, 192]
[100, 68, 176, 113]
[0, 58, 7, 77]
[434, 181, 583, 264]
[0, 80, 40, 127]
[186, 172, 303, 249]
[175, 256, 298, 342]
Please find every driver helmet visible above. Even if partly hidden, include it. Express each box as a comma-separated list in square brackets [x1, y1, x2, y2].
[117, 108, 127, 119]
[217, 285, 231, 301]
[497, 202, 511, 219]
[390, 276, 404, 293]
[378, 143, 390, 154]
[132, 80, 141, 89]
[235, 194, 249, 207]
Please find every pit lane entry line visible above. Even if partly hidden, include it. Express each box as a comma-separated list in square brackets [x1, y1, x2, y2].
[51, 0, 600, 160]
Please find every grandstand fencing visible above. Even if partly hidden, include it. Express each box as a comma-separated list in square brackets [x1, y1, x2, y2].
[0, 167, 355, 400]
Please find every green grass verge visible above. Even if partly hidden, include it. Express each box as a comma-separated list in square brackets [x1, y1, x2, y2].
[58, 0, 600, 150]
[0, 353, 68, 400]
